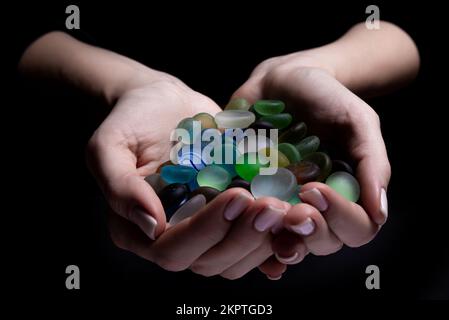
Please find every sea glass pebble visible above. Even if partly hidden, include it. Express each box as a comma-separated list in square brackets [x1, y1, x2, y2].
[248, 119, 276, 130]
[261, 147, 290, 168]
[278, 143, 301, 164]
[193, 112, 217, 129]
[331, 160, 354, 175]
[279, 122, 307, 144]
[295, 135, 320, 157]
[253, 100, 285, 116]
[287, 194, 302, 205]
[225, 98, 251, 111]
[157, 183, 189, 218]
[144, 173, 168, 194]
[161, 165, 197, 184]
[235, 152, 269, 182]
[226, 178, 251, 192]
[286, 161, 321, 184]
[215, 110, 256, 129]
[212, 142, 240, 177]
[169, 195, 207, 225]
[156, 160, 173, 173]
[237, 133, 274, 154]
[177, 151, 207, 171]
[197, 165, 232, 191]
[176, 117, 201, 144]
[303, 152, 332, 181]
[190, 186, 221, 203]
[326, 171, 360, 202]
[250, 168, 297, 201]
[260, 113, 293, 130]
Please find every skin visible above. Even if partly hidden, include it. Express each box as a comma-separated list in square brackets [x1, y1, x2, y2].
[18, 21, 419, 280]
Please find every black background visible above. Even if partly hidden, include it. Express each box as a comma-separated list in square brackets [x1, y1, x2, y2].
[6, 0, 448, 310]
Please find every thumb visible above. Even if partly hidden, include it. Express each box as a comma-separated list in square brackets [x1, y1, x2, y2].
[230, 75, 264, 104]
[86, 131, 166, 240]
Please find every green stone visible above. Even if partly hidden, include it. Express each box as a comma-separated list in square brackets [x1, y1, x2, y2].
[193, 112, 217, 129]
[287, 194, 302, 205]
[176, 117, 200, 144]
[326, 171, 360, 202]
[279, 122, 308, 144]
[215, 110, 256, 128]
[253, 100, 285, 116]
[277, 143, 301, 164]
[260, 113, 292, 130]
[302, 152, 332, 181]
[225, 98, 251, 111]
[197, 165, 232, 191]
[235, 152, 269, 182]
[295, 135, 320, 157]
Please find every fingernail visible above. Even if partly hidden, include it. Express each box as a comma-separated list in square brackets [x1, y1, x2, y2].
[290, 217, 315, 236]
[275, 252, 298, 264]
[129, 208, 158, 240]
[267, 274, 282, 281]
[224, 193, 252, 221]
[299, 188, 328, 211]
[380, 188, 388, 221]
[270, 220, 284, 234]
[254, 205, 286, 232]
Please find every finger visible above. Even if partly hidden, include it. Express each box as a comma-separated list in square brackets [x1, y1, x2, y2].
[190, 197, 287, 277]
[87, 129, 165, 240]
[220, 237, 273, 280]
[272, 230, 308, 265]
[299, 182, 379, 247]
[230, 76, 264, 104]
[148, 189, 254, 271]
[258, 256, 287, 280]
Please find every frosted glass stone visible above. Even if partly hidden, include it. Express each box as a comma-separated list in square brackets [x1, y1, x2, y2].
[144, 173, 168, 194]
[295, 135, 320, 157]
[197, 165, 232, 191]
[250, 168, 297, 201]
[303, 152, 332, 181]
[235, 152, 270, 182]
[212, 142, 240, 177]
[193, 112, 217, 129]
[161, 165, 197, 184]
[248, 119, 275, 130]
[260, 113, 293, 130]
[253, 100, 285, 116]
[326, 171, 360, 202]
[278, 143, 301, 164]
[225, 98, 251, 111]
[169, 195, 207, 225]
[260, 148, 290, 168]
[215, 110, 256, 129]
[286, 161, 321, 184]
[237, 134, 274, 154]
[279, 122, 307, 144]
[176, 117, 201, 144]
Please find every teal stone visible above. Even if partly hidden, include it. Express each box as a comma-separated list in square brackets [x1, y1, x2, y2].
[225, 98, 251, 111]
[287, 194, 302, 205]
[253, 100, 285, 116]
[278, 143, 301, 164]
[176, 117, 201, 144]
[215, 110, 256, 129]
[302, 152, 332, 181]
[235, 152, 270, 182]
[250, 168, 297, 201]
[212, 142, 240, 177]
[326, 171, 360, 202]
[197, 165, 232, 191]
[161, 165, 197, 185]
[295, 135, 320, 157]
[260, 113, 292, 130]
[169, 194, 207, 225]
[279, 122, 308, 144]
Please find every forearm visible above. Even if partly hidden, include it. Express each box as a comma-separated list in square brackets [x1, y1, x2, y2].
[18, 31, 168, 105]
[289, 21, 420, 97]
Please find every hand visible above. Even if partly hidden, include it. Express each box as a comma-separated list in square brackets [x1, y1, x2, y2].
[232, 56, 391, 278]
[87, 75, 290, 279]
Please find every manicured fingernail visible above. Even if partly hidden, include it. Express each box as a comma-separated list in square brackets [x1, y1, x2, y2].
[129, 208, 157, 240]
[224, 193, 252, 221]
[267, 274, 282, 281]
[270, 220, 284, 234]
[380, 188, 388, 221]
[290, 217, 315, 236]
[275, 252, 298, 264]
[299, 188, 328, 211]
[254, 205, 286, 232]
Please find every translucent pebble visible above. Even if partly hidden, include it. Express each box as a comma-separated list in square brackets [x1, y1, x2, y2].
[237, 133, 274, 155]
[303, 152, 332, 181]
[235, 152, 270, 182]
[287, 194, 302, 205]
[260, 113, 293, 130]
[144, 173, 168, 194]
[161, 165, 197, 184]
[286, 161, 321, 184]
[190, 186, 221, 203]
[295, 135, 320, 157]
[193, 112, 217, 129]
[157, 183, 189, 218]
[250, 168, 297, 201]
[169, 195, 206, 225]
[197, 165, 232, 191]
[248, 119, 276, 130]
[225, 98, 251, 111]
[253, 100, 285, 116]
[279, 122, 307, 144]
[325, 171, 360, 202]
[260, 147, 290, 168]
[176, 117, 201, 144]
[215, 110, 256, 128]
[177, 151, 207, 171]
[278, 143, 301, 164]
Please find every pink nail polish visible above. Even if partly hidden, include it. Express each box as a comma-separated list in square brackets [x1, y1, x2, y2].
[254, 205, 286, 232]
[299, 188, 328, 211]
[290, 217, 315, 236]
[224, 193, 252, 221]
